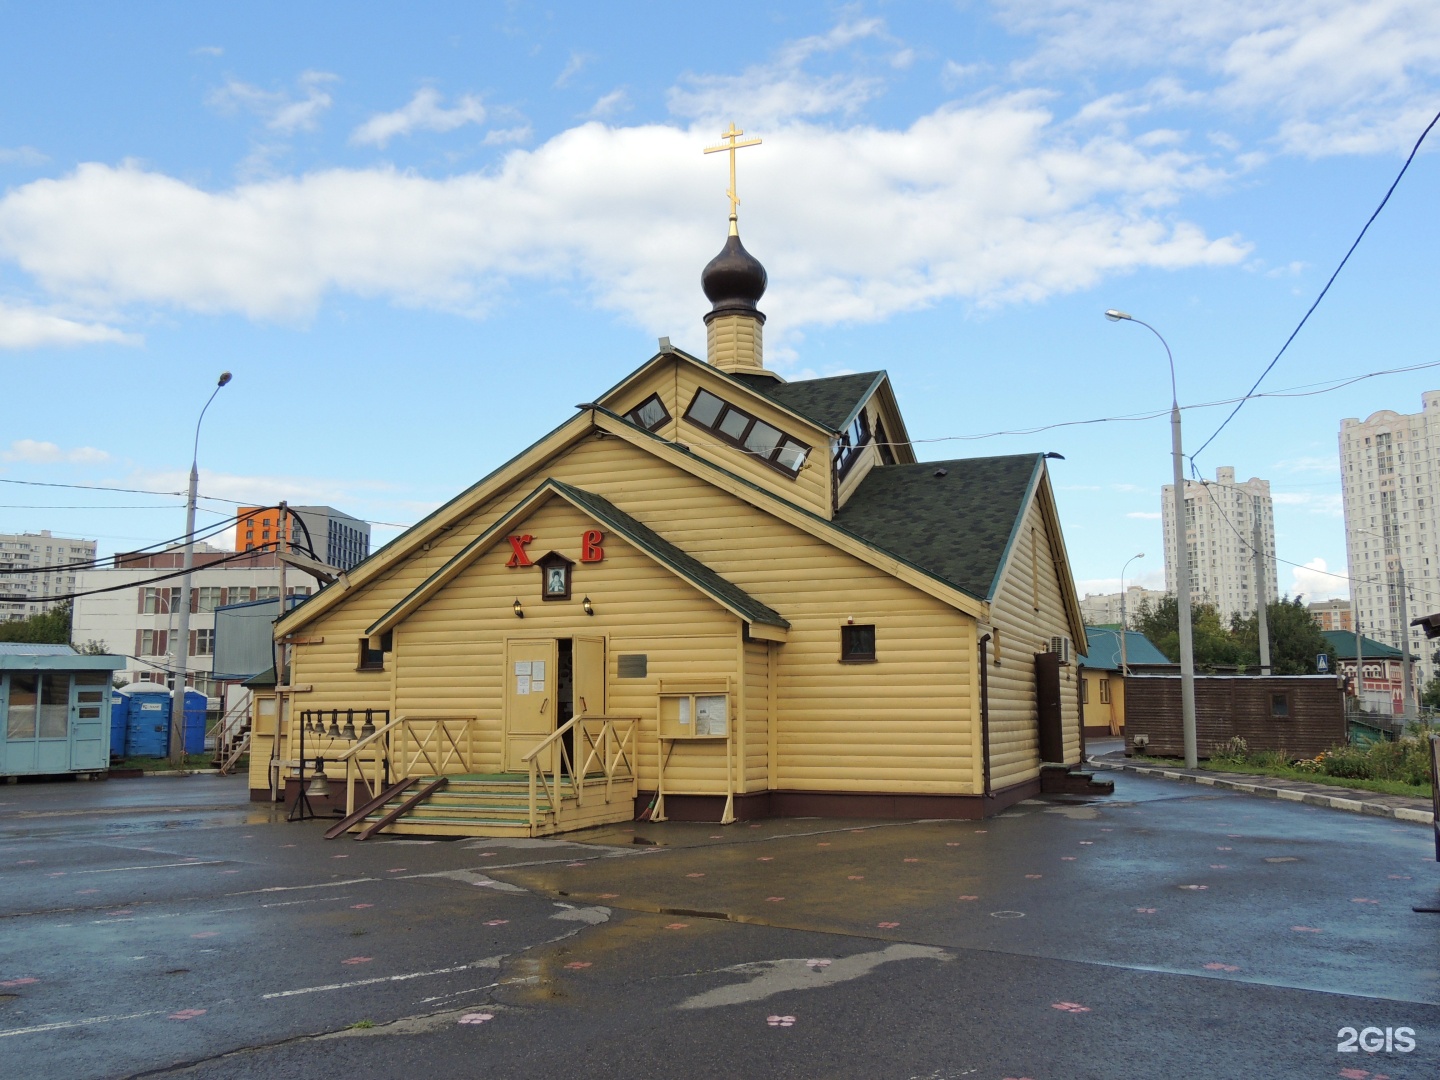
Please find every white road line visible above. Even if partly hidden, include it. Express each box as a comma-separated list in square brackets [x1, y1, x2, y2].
[0, 1009, 163, 1038]
[262, 957, 501, 999]
[75, 861, 225, 874]
[227, 878, 375, 895]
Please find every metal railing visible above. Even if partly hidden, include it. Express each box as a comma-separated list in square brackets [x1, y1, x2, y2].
[522, 715, 637, 832]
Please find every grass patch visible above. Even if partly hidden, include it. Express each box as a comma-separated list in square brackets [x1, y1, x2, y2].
[109, 753, 215, 772]
[1127, 753, 1432, 800]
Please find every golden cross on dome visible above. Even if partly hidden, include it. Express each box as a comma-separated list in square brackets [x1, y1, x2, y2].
[704, 123, 761, 234]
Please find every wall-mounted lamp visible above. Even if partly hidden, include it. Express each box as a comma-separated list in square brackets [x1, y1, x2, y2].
[582, 596, 594, 616]
[846, 615, 854, 625]
[513, 598, 524, 618]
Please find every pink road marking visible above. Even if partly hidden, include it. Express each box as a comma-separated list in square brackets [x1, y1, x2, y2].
[848, 875, 864, 881]
[817, 842, 830, 847]
[757, 857, 774, 862]
[386, 868, 407, 873]
[1352, 898, 1379, 904]
[946, 842, 960, 847]
[1078, 841, 1094, 845]
[341, 957, 372, 965]
[806, 959, 831, 968]
[350, 904, 373, 909]
[598, 893, 619, 899]
[458, 1012, 493, 1024]
[765, 896, 785, 902]
[1217, 846, 1232, 851]
[710, 835, 723, 839]
[665, 923, 689, 930]
[1051, 1002, 1090, 1013]
[686, 873, 705, 878]
[1210, 864, 1229, 869]
[1178, 885, 1208, 890]
[106, 910, 134, 916]
[1388, 874, 1411, 880]
[169, 1009, 206, 1020]
[1025, 874, 1043, 880]
[484, 919, 509, 926]
[0, 978, 38, 988]
[564, 961, 591, 970]
[958, 895, 978, 901]
[75, 888, 99, 894]
[904, 858, 919, 863]
[1202, 962, 1240, 972]
[1291, 926, 1322, 932]
[16, 860, 37, 865]
[1061, 857, 1077, 861]
[974, 830, 987, 834]
[1135, 908, 1157, 914]
[567, 862, 587, 867]
[766, 1015, 795, 1027]
[877, 921, 900, 928]
[190, 932, 218, 939]
[332, 855, 348, 859]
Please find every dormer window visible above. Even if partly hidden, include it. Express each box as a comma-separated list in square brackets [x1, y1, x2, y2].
[627, 394, 671, 432]
[683, 389, 811, 477]
[834, 410, 872, 478]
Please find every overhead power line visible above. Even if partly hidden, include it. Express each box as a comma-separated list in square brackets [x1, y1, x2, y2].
[1190, 104, 1440, 468]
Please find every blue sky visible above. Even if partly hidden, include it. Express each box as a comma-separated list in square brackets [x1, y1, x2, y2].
[2, 1, 1439, 607]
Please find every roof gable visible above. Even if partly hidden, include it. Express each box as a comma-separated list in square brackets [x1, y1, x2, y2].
[365, 478, 788, 639]
[732, 371, 885, 433]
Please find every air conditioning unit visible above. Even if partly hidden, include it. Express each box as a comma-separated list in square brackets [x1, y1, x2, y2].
[1047, 635, 1072, 665]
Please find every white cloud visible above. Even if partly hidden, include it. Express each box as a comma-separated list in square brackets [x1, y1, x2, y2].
[586, 89, 630, 119]
[0, 301, 139, 349]
[483, 126, 532, 146]
[208, 70, 337, 134]
[554, 51, 593, 89]
[941, 60, 985, 89]
[1125, 511, 1162, 519]
[2, 439, 110, 464]
[997, 0, 1440, 156]
[351, 88, 488, 148]
[0, 103, 1247, 334]
[0, 146, 48, 167]
[193, 45, 224, 57]
[1290, 556, 1348, 602]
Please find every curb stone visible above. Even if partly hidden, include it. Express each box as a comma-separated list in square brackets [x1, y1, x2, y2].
[1089, 758, 1435, 825]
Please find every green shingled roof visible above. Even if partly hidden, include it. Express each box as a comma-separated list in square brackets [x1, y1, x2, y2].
[1076, 626, 1173, 670]
[549, 481, 789, 628]
[833, 454, 1042, 601]
[733, 371, 884, 432]
[1319, 630, 1410, 661]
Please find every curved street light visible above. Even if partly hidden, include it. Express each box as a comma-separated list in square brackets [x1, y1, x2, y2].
[1106, 309, 1198, 768]
[170, 371, 233, 766]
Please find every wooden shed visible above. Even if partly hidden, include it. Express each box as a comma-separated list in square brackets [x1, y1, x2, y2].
[265, 216, 1098, 837]
[1123, 674, 1346, 760]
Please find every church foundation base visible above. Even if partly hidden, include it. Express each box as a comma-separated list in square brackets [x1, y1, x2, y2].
[636, 778, 1045, 823]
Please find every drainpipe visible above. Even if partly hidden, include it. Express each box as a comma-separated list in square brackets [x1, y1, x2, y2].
[979, 633, 993, 798]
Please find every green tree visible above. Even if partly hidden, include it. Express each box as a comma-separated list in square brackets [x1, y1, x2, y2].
[1131, 594, 1243, 672]
[1231, 596, 1331, 674]
[0, 602, 73, 645]
[1421, 676, 1440, 711]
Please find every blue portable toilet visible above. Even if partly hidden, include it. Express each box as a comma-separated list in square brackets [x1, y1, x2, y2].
[124, 690, 172, 758]
[109, 688, 130, 758]
[182, 689, 208, 755]
[124, 687, 209, 757]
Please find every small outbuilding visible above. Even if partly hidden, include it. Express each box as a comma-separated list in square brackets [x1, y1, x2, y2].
[1076, 626, 1175, 737]
[0, 643, 125, 778]
[1124, 674, 1345, 760]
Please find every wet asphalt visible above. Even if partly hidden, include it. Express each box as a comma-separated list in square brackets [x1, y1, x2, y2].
[0, 771, 1437, 1080]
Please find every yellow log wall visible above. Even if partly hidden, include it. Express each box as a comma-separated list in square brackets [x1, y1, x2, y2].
[986, 496, 1083, 788]
[285, 433, 978, 796]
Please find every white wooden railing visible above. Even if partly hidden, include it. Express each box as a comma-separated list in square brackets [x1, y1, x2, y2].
[334, 714, 481, 816]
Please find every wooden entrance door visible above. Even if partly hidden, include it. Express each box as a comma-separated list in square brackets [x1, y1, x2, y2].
[572, 636, 606, 718]
[504, 639, 558, 773]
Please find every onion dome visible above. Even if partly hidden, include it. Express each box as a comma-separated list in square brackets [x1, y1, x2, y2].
[701, 233, 768, 321]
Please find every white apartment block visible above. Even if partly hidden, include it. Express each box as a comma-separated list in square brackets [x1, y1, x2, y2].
[0, 530, 98, 620]
[1162, 466, 1278, 625]
[70, 544, 314, 696]
[1079, 586, 1168, 628]
[1339, 393, 1440, 691]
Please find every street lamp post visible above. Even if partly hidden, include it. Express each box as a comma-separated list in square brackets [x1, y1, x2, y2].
[1106, 310, 1198, 768]
[1119, 552, 1145, 676]
[169, 371, 232, 767]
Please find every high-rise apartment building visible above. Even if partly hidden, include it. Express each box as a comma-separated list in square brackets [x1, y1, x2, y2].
[0, 530, 98, 620]
[233, 505, 371, 571]
[1339, 393, 1440, 692]
[1079, 586, 1168, 628]
[1162, 466, 1278, 625]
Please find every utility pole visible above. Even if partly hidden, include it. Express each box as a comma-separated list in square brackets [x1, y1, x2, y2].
[1397, 566, 1415, 721]
[1253, 497, 1271, 675]
[1354, 618, 1363, 712]
[269, 502, 289, 802]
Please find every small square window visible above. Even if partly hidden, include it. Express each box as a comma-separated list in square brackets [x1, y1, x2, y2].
[840, 624, 876, 662]
[1270, 692, 1290, 718]
[359, 631, 393, 671]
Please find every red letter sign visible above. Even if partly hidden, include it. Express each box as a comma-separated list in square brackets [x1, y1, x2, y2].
[580, 530, 604, 563]
[506, 534, 534, 568]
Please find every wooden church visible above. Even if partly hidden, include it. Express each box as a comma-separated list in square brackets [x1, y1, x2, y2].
[256, 135, 1098, 837]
